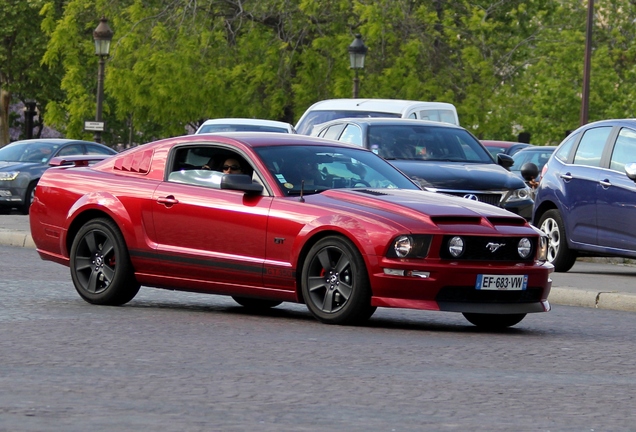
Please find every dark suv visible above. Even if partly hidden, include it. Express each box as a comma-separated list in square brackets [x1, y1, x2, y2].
[533, 119, 636, 272]
[312, 118, 534, 219]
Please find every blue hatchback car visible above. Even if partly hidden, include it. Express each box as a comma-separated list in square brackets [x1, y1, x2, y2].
[533, 119, 636, 272]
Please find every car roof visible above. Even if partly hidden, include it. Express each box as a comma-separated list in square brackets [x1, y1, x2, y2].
[198, 118, 293, 127]
[315, 117, 465, 130]
[513, 145, 557, 153]
[7, 138, 100, 145]
[481, 140, 531, 148]
[304, 98, 457, 114]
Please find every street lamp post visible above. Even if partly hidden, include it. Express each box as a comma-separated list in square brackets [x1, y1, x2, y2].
[348, 34, 368, 98]
[580, 0, 594, 126]
[93, 17, 113, 143]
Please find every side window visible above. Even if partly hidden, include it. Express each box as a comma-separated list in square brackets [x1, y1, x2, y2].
[610, 128, 636, 172]
[339, 124, 363, 146]
[554, 134, 577, 163]
[323, 124, 345, 140]
[57, 144, 85, 156]
[573, 126, 611, 167]
[86, 144, 114, 155]
[408, 112, 417, 119]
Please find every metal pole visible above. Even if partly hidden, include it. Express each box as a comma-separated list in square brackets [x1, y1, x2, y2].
[580, 0, 594, 126]
[352, 69, 359, 98]
[95, 56, 106, 143]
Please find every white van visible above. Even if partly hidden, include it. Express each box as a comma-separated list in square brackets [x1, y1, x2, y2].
[295, 98, 459, 135]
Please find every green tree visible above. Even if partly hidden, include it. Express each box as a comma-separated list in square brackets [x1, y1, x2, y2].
[0, 0, 65, 145]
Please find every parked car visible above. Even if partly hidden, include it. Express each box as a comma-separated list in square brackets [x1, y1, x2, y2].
[312, 118, 534, 219]
[295, 98, 459, 135]
[30, 133, 552, 329]
[481, 140, 532, 159]
[0, 138, 117, 214]
[533, 119, 636, 272]
[510, 146, 558, 189]
[195, 118, 296, 134]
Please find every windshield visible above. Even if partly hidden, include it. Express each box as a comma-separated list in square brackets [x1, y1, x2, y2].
[366, 125, 493, 163]
[197, 124, 289, 133]
[254, 145, 419, 196]
[0, 141, 59, 163]
[297, 110, 400, 135]
[511, 149, 555, 172]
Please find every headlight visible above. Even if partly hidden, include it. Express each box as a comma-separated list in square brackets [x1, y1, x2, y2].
[505, 187, 532, 202]
[387, 235, 432, 258]
[393, 236, 412, 258]
[448, 236, 464, 257]
[0, 171, 19, 181]
[517, 237, 532, 259]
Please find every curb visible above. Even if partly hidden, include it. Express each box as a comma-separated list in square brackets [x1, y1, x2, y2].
[1, 231, 635, 313]
[549, 287, 636, 312]
[0, 231, 35, 249]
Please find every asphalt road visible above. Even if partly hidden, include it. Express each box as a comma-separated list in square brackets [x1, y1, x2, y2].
[1, 245, 635, 431]
[3, 214, 636, 312]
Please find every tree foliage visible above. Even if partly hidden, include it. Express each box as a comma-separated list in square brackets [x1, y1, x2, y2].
[3, 0, 631, 147]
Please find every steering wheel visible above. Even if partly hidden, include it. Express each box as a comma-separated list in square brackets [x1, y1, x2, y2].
[351, 178, 371, 188]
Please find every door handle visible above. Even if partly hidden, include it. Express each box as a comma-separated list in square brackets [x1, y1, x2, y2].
[559, 173, 572, 181]
[156, 195, 179, 206]
[599, 179, 611, 188]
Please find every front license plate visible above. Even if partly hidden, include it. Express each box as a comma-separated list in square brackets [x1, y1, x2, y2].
[476, 274, 527, 291]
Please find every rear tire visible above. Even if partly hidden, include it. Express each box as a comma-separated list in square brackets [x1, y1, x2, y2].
[463, 313, 526, 329]
[537, 209, 576, 272]
[70, 218, 140, 305]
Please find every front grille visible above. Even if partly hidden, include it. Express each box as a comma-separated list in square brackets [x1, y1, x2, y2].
[436, 286, 544, 303]
[439, 235, 536, 261]
[443, 191, 503, 206]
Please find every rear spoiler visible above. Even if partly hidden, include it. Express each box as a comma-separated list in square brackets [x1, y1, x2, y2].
[48, 155, 112, 167]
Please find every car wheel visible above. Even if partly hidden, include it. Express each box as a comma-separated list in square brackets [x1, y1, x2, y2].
[19, 181, 37, 215]
[538, 209, 577, 272]
[232, 296, 282, 310]
[301, 236, 376, 325]
[462, 313, 526, 329]
[70, 218, 140, 306]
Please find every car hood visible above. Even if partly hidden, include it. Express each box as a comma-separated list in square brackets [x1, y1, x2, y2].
[309, 188, 527, 231]
[389, 160, 526, 190]
[0, 161, 41, 171]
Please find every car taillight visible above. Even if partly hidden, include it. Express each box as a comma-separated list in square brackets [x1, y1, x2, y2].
[541, 163, 549, 178]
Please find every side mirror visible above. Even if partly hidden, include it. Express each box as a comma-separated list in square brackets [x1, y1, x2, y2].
[520, 162, 539, 182]
[625, 162, 636, 182]
[497, 153, 514, 169]
[220, 173, 263, 195]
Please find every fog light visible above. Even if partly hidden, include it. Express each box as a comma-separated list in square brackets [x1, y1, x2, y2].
[384, 268, 405, 276]
[448, 236, 464, 257]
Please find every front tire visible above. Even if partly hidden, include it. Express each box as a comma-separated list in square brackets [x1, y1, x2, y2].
[19, 182, 37, 215]
[463, 313, 526, 329]
[70, 218, 140, 305]
[301, 236, 376, 325]
[538, 209, 576, 272]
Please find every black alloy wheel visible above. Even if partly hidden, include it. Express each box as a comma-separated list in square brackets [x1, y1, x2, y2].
[70, 218, 140, 305]
[301, 236, 376, 325]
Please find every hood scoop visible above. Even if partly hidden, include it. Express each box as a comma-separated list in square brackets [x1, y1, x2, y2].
[353, 189, 392, 196]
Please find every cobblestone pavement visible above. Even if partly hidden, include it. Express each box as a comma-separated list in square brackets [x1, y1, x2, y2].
[4, 214, 636, 313]
[1, 246, 636, 431]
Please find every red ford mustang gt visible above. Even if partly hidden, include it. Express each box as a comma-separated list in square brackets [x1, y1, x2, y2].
[29, 133, 553, 328]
